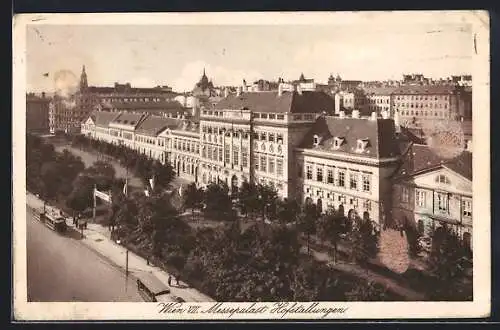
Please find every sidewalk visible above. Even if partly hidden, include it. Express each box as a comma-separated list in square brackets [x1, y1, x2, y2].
[26, 192, 215, 303]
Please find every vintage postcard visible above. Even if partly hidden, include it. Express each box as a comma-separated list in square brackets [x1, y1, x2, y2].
[12, 11, 490, 320]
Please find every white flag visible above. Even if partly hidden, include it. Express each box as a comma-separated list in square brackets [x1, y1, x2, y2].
[123, 179, 128, 196]
[149, 176, 155, 191]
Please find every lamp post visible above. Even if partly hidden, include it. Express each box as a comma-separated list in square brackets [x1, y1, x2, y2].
[117, 239, 129, 277]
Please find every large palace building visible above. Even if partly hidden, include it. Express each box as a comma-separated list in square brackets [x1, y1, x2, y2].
[81, 81, 473, 236]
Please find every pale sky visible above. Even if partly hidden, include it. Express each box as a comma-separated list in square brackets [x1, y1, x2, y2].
[26, 22, 472, 93]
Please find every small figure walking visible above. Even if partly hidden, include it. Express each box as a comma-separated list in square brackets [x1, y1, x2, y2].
[167, 275, 172, 287]
[176, 274, 180, 286]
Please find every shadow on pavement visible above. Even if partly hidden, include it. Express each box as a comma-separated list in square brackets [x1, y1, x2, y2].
[63, 227, 84, 241]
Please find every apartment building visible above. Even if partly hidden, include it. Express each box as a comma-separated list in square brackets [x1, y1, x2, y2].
[26, 92, 50, 134]
[295, 114, 400, 226]
[392, 143, 473, 249]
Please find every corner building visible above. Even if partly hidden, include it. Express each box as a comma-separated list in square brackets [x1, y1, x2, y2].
[203, 88, 336, 198]
[296, 116, 400, 226]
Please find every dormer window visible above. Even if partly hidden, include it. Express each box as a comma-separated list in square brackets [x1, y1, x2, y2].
[333, 137, 345, 149]
[313, 134, 321, 146]
[356, 139, 370, 152]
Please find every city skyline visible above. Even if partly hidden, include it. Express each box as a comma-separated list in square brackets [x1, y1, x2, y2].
[26, 21, 472, 93]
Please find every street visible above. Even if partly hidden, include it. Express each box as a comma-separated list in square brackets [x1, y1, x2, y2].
[26, 207, 143, 302]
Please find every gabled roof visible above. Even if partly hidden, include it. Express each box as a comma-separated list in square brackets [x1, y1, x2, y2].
[93, 111, 120, 127]
[394, 144, 472, 181]
[135, 115, 182, 137]
[214, 91, 335, 114]
[299, 116, 399, 159]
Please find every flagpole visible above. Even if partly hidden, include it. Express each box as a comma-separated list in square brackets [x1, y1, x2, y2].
[93, 184, 97, 222]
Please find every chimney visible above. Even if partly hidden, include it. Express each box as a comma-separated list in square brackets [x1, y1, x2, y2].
[370, 111, 377, 121]
[278, 83, 283, 97]
[243, 79, 247, 92]
[339, 111, 345, 118]
[352, 109, 360, 119]
[381, 110, 389, 119]
[297, 84, 303, 95]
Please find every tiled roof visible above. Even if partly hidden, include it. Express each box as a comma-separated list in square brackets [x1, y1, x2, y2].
[362, 86, 397, 96]
[299, 116, 399, 159]
[214, 91, 335, 114]
[100, 100, 184, 111]
[111, 112, 146, 127]
[93, 111, 120, 127]
[135, 115, 182, 136]
[395, 144, 472, 181]
[171, 120, 200, 133]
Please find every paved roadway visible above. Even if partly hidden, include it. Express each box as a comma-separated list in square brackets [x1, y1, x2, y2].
[27, 207, 143, 302]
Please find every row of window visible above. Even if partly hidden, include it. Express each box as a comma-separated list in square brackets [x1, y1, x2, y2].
[402, 187, 472, 217]
[292, 114, 315, 121]
[100, 97, 166, 103]
[367, 98, 390, 104]
[174, 139, 199, 154]
[395, 95, 448, 101]
[395, 102, 448, 109]
[253, 155, 284, 176]
[254, 131, 284, 143]
[305, 188, 372, 211]
[400, 110, 448, 117]
[254, 113, 286, 120]
[303, 164, 371, 192]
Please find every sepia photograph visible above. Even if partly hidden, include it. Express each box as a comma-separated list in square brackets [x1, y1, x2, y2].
[12, 11, 490, 320]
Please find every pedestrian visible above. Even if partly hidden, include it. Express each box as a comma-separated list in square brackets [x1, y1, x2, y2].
[167, 275, 172, 287]
[176, 274, 180, 286]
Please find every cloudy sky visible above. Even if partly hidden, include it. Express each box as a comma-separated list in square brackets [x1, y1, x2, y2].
[26, 20, 472, 93]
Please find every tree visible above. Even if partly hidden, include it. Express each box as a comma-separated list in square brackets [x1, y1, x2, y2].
[348, 212, 378, 264]
[203, 182, 235, 221]
[40, 161, 63, 201]
[256, 183, 279, 220]
[317, 209, 343, 264]
[276, 198, 301, 226]
[298, 202, 319, 254]
[183, 182, 203, 220]
[424, 224, 473, 301]
[237, 181, 259, 219]
[85, 161, 116, 190]
[150, 160, 175, 190]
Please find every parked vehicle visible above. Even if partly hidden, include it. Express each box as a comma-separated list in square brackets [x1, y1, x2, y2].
[135, 271, 171, 302]
[40, 212, 67, 233]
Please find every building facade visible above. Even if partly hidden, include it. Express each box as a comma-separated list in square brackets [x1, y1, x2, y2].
[50, 65, 178, 134]
[296, 116, 400, 226]
[26, 92, 50, 134]
[392, 143, 473, 249]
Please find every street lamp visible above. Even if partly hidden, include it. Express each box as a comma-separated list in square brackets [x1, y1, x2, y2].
[116, 239, 130, 277]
